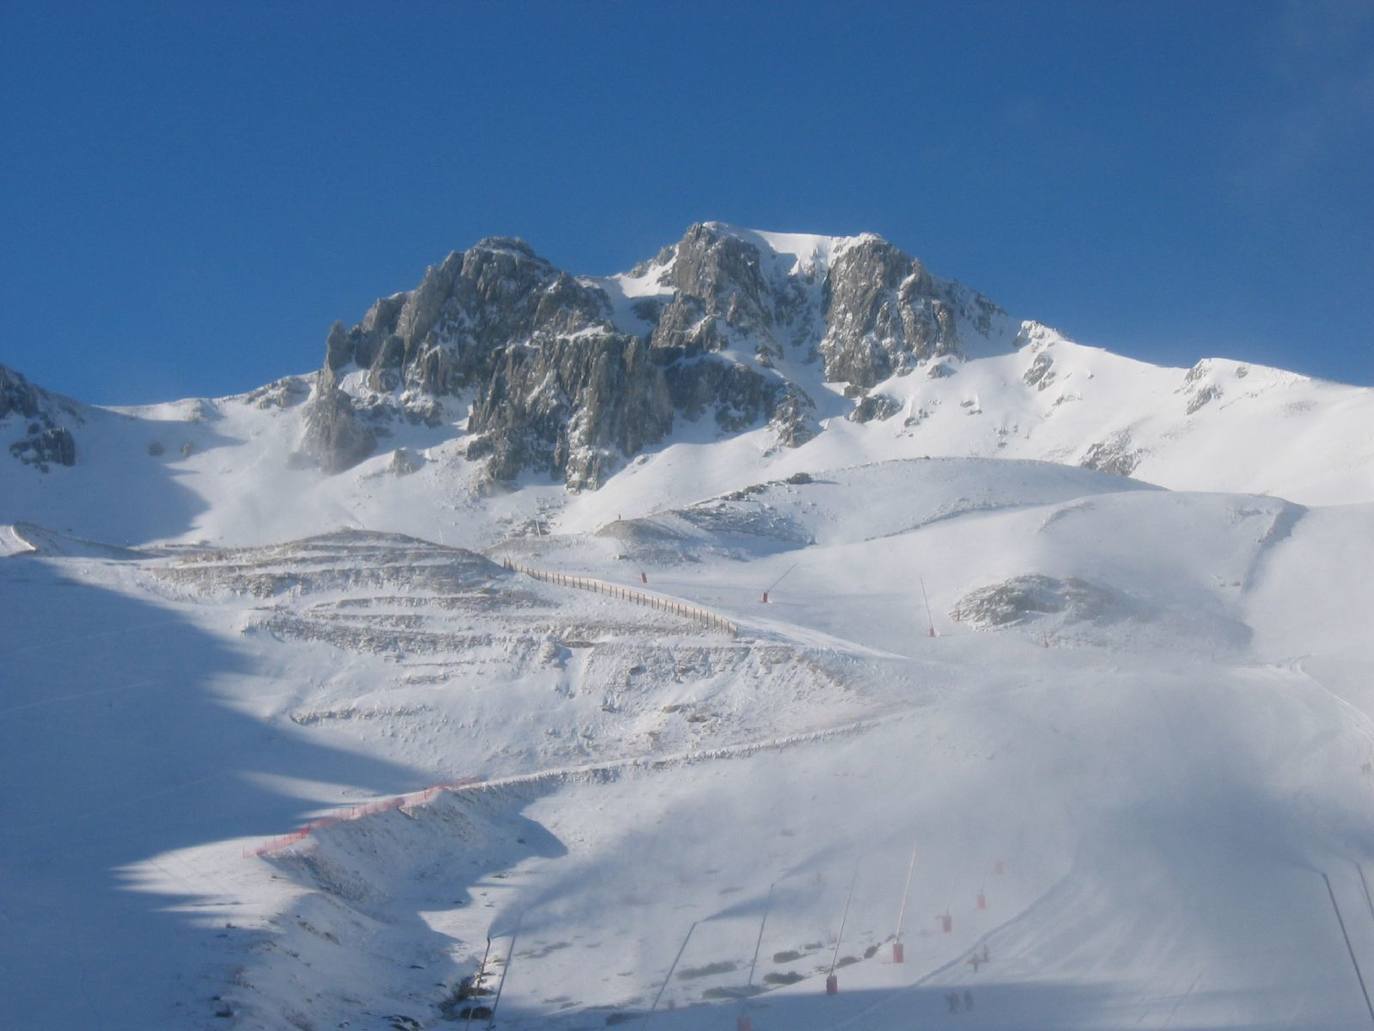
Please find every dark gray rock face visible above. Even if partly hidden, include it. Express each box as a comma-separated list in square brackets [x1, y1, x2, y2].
[2, 364, 79, 471]
[324, 242, 613, 397]
[1023, 351, 1056, 391]
[1080, 432, 1144, 477]
[821, 237, 966, 388]
[466, 333, 673, 489]
[1, 365, 41, 421]
[649, 224, 813, 360]
[10, 426, 76, 469]
[848, 393, 903, 424]
[301, 224, 1010, 487]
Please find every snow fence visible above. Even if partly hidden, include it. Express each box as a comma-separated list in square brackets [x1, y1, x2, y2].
[506, 561, 739, 638]
[244, 776, 484, 857]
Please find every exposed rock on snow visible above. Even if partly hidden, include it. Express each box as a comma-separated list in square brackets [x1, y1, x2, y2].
[951, 574, 1128, 628]
[385, 447, 423, 475]
[1, 363, 79, 471]
[848, 392, 903, 423]
[241, 376, 310, 410]
[299, 364, 376, 473]
[1080, 431, 1144, 477]
[820, 234, 973, 387]
[466, 332, 673, 490]
[1023, 350, 1056, 391]
[1, 363, 43, 420]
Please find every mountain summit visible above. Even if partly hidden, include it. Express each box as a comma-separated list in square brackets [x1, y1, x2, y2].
[302, 223, 1014, 487]
[2, 224, 1372, 550]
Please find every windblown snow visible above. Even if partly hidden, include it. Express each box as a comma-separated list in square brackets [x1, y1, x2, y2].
[3, 227, 1374, 1031]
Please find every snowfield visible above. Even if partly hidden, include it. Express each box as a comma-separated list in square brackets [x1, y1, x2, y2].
[4, 227, 1374, 1030]
[6, 451, 1374, 1030]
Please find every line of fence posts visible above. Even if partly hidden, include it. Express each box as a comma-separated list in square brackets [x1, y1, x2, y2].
[505, 561, 738, 637]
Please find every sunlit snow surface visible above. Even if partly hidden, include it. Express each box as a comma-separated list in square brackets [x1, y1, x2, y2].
[4, 229, 1374, 1028]
[5, 442, 1374, 1030]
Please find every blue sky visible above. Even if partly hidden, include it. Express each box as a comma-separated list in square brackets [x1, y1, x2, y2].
[2, 1, 1371, 403]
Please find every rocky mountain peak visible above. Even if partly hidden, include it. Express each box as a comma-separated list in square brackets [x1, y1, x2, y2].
[821, 233, 958, 387]
[299, 224, 1014, 488]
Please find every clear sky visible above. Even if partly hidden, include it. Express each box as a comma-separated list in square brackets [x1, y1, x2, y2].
[2, 1, 1372, 403]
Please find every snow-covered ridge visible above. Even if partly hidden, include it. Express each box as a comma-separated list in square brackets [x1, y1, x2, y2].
[4, 223, 1374, 557]
[700, 222, 871, 275]
[0, 523, 35, 556]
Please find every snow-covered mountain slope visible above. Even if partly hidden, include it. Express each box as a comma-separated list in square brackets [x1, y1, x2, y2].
[5, 451, 1374, 1030]
[4, 227, 1373, 554]
[3, 224, 1374, 1031]
[2, 335, 1372, 555]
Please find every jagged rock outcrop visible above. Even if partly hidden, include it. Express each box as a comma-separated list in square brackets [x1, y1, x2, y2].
[848, 393, 903, 424]
[648, 224, 814, 360]
[821, 235, 992, 388]
[300, 223, 1010, 487]
[1080, 432, 1144, 477]
[2, 364, 41, 421]
[466, 332, 673, 488]
[2, 364, 79, 471]
[11, 426, 76, 469]
[323, 241, 613, 397]
[299, 364, 376, 474]
[1023, 351, 1056, 391]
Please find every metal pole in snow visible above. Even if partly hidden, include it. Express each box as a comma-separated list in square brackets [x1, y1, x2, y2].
[920, 577, 936, 637]
[895, 842, 918, 941]
[642, 920, 698, 1027]
[464, 936, 493, 1029]
[746, 884, 776, 989]
[1321, 872, 1374, 1027]
[486, 913, 524, 1029]
[765, 563, 799, 598]
[1356, 862, 1374, 928]
[830, 866, 860, 976]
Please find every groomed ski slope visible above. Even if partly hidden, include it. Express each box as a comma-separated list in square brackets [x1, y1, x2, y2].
[5, 455, 1374, 1029]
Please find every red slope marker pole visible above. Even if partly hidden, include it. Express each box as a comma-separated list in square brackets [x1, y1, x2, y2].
[828, 866, 859, 995]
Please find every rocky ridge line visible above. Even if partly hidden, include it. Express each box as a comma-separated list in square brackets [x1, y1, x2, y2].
[299, 223, 1012, 487]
